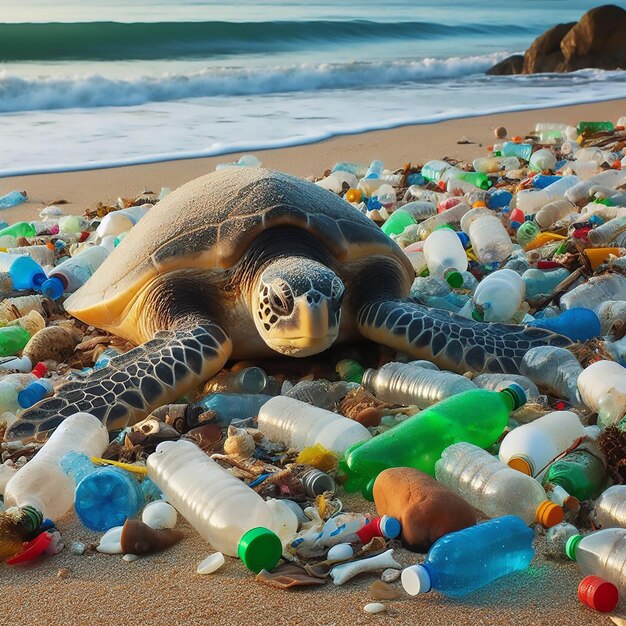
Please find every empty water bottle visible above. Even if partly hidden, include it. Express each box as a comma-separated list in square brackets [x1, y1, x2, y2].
[361, 361, 476, 409]
[0, 222, 36, 240]
[284, 379, 350, 411]
[417, 203, 471, 240]
[435, 442, 563, 527]
[422, 227, 468, 287]
[591, 486, 626, 529]
[472, 269, 526, 322]
[381, 210, 416, 236]
[578, 121, 614, 134]
[596, 301, 626, 339]
[472, 373, 539, 400]
[522, 267, 570, 300]
[534, 200, 577, 229]
[203, 367, 268, 395]
[545, 522, 580, 559]
[460, 208, 513, 264]
[526, 308, 601, 342]
[0, 191, 27, 210]
[577, 360, 626, 428]
[194, 393, 273, 426]
[96, 205, 151, 240]
[0, 363, 47, 416]
[401, 516, 534, 596]
[502, 142, 533, 161]
[515, 176, 579, 215]
[560, 273, 626, 312]
[529, 148, 557, 172]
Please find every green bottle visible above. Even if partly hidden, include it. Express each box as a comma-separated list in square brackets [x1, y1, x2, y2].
[381, 210, 416, 236]
[543, 446, 607, 501]
[516, 221, 541, 248]
[0, 222, 36, 240]
[457, 171, 492, 191]
[0, 326, 32, 357]
[577, 121, 614, 134]
[335, 359, 365, 385]
[339, 385, 526, 500]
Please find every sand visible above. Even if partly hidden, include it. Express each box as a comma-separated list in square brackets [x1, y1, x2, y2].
[2, 99, 626, 625]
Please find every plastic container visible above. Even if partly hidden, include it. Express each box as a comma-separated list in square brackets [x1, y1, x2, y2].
[417, 203, 471, 240]
[283, 379, 350, 411]
[597, 301, 626, 339]
[522, 267, 570, 300]
[0, 326, 33, 358]
[502, 142, 533, 161]
[0, 222, 36, 240]
[381, 209, 416, 236]
[473, 156, 519, 174]
[534, 200, 576, 229]
[498, 411, 586, 477]
[515, 176, 580, 215]
[422, 227, 468, 287]
[399, 201, 437, 221]
[577, 360, 626, 428]
[7, 245, 55, 268]
[0, 252, 46, 291]
[95, 205, 151, 240]
[472, 373, 539, 400]
[591, 486, 626, 529]
[516, 221, 541, 249]
[340, 386, 525, 499]
[588, 217, 626, 246]
[147, 439, 281, 572]
[578, 121, 614, 134]
[203, 367, 268, 395]
[257, 396, 371, 455]
[560, 273, 626, 312]
[472, 269, 525, 322]
[435, 442, 563, 527]
[194, 393, 273, 425]
[40, 245, 110, 300]
[460, 208, 513, 264]
[545, 522, 580, 559]
[401, 516, 534, 596]
[17, 378, 54, 408]
[361, 361, 476, 409]
[3, 412, 109, 520]
[0, 191, 27, 210]
[526, 308, 601, 342]
[0, 364, 46, 415]
[567, 528, 626, 597]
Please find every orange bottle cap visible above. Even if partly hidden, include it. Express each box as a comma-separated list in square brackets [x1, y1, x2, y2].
[507, 456, 533, 476]
[536, 500, 563, 528]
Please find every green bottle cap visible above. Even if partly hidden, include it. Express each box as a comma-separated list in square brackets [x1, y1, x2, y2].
[566, 534, 583, 561]
[444, 269, 463, 288]
[471, 308, 484, 322]
[502, 384, 527, 411]
[237, 527, 282, 574]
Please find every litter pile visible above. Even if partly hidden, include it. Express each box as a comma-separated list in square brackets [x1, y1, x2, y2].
[2, 117, 626, 617]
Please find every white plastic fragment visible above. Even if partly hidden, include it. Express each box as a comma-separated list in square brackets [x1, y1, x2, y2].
[197, 552, 226, 575]
[96, 526, 124, 554]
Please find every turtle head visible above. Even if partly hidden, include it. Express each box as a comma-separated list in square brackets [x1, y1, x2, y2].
[252, 257, 344, 357]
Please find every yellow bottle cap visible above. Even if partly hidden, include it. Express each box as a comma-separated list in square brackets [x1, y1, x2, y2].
[507, 456, 533, 476]
[536, 500, 563, 528]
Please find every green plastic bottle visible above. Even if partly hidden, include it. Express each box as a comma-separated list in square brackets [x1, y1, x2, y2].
[516, 221, 541, 248]
[339, 385, 526, 500]
[456, 171, 492, 191]
[381, 210, 416, 236]
[543, 446, 607, 501]
[577, 121, 614, 134]
[0, 222, 36, 240]
[0, 326, 32, 357]
[335, 359, 365, 384]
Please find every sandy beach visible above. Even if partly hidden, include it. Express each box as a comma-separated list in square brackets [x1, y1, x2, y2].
[2, 98, 625, 625]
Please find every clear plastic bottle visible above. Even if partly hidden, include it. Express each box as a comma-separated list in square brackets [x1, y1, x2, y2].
[522, 267, 570, 299]
[0, 363, 47, 415]
[520, 346, 583, 406]
[502, 142, 533, 161]
[95, 205, 151, 240]
[577, 360, 626, 428]
[0, 252, 46, 291]
[529, 148, 557, 172]
[472, 269, 525, 322]
[401, 516, 534, 596]
[435, 442, 563, 527]
[331, 162, 368, 178]
[147, 439, 282, 571]
[566, 528, 626, 596]
[421, 160, 453, 183]
[498, 411, 586, 477]
[283, 379, 351, 411]
[7, 245, 55, 268]
[515, 176, 579, 215]
[472, 373, 539, 400]
[399, 200, 437, 221]
[472, 156, 519, 174]
[257, 396, 371, 455]
[566, 171, 626, 205]
[3, 412, 109, 520]
[596, 301, 626, 339]
[588, 216, 626, 246]
[194, 393, 273, 426]
[422, 227, 468, 287]
[416, 203, 471, 240]
[460, 208, 513, 264]
[361, 361, 476, 409]
[534, 200, 576, 229]
[560, 273, 626, 312]
[40, 245, 111, 300]
[203, 367, 269, 395]
[545, 522, 580, 559]
[0, 191, 27, 210]
[591, 486, 626, 529]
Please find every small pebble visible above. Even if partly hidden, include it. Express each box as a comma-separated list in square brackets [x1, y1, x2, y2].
[495, 126, 507, 139]
[364, 603, 386, 614]
[353, 407, 383, 428]
[381, 568, 401, 582]
[57, 568, 70, 579]
[69, 541, 86, 556]
[123, 554, 139, 562]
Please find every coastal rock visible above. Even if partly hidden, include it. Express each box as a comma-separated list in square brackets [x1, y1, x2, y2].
[486, 54, 523, 76]
[522, 22, 576, 74]
[373, 467, 476, 552]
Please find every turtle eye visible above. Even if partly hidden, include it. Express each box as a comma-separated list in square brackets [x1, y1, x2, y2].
[331, 277, 345, 307]
[269, 282, 294, 316]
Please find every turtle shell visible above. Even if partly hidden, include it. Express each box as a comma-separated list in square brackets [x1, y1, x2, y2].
[66, 168, 412, 329]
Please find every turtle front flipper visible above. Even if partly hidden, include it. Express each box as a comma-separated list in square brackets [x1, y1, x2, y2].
[6, 319, 232, 442]
[357, 299, 572, 376]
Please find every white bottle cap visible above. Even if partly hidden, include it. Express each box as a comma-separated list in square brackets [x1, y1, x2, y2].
[401, 564, 432, 595]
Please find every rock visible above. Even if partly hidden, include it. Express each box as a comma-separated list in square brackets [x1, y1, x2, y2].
[373, 467, 476, 552]
[56, 568, 70, 579]
[486, 54, 524, 76]
[353, 407, 383, 428]
[381, 568, 401, 583]
[370, 580, 402, 600]
[523, 22, 575, 74]
[123, 553, 139, 562]
[69, 541, 85, 556]
[364, 603, 386, 614]
[494, 127, 507, 140]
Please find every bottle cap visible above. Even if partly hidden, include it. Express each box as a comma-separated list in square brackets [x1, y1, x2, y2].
[566, 534, 583, 561]
[535, 500, 563, 528]
[31, 362, 47, 378]
[31, 272, 47, 289]
[443, 269, 463, 288]
[507, 455, 533, 476]
[578, 576, 619, 613]
[380, 515, 401, 539]
[502, 384, 527, 410]
[237, 527, 282, 574]
[40, 276, 65, 301]
[456, 231, 470, 248]
[401, 565, 432, 595]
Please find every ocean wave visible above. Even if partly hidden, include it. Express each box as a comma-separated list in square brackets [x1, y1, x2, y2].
[0, 54, 508, 113]
[0, 20, 536, 61]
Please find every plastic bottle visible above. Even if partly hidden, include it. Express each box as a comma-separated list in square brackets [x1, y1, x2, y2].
[422, 227, 468, 287]
[361, 361, 476, 409]
[147, 439, 281, 571]
[522, 267, 570, 299]
[17, 378, 54, 408]
[578, 121, 614, 134]
[577, 360, 626, 428]
[526, 308, 601, 342]
[460, 208, 513, 264]
[7, 245, 55, 268]
[40, 245, 110, 300]
[566, 528, 626, 597]
[560, 273, 626, 311]
[498, 411, 586, 477]
[283, 379, 350, 411]
[516, 221, 542, 249]
[331, 162, 368, 178]
[257, 396, 371, 455]
[340, 386, 526, 499]
[417, 203, 471, 240]
[381, 209, 416, 236]
[95, 205, 151, 241]
[588, 216, 626, 246]
[0, 311, 46, 358]
[0, 191, 27, 210]
[435, 442, 563, 527]
[545, 522, 580, 559]
[59, 452, 160, 531]
[335, 359, 365, 384]
[194, 393, 273, 425]
[421, 160, 453, 183]
[0, 252, 46, 291]
[473, 156, 519, 174]
[591, 486, 626, 529]
[502, 142, 533, 161]
[203, 367, 268, 395]
[514, 176, 580, 215]
[3, 413, 109, 520]
[0, 222, 36, 240]
[472, 269, 525, 322]
[0, 363, 47, 415]
[472, 373, 539, 400]
[399, 201, 437, 221]
[401, 516, 534, 596]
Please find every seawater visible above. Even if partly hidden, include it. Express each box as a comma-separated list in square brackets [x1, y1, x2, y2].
[1, 0, 625, 175]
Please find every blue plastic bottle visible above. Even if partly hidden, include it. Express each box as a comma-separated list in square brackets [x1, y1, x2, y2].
[502, 142, 533, 161]
[17, 379, 54, 408]
[0, 191, 27, 210]
[0, 253, 46, 291]
[532, 175, 562, 189]
[194, 393, 273, 426]
[401, 516, 534, 597]
[522, 267, 570, 299]
[527, 308, 601, 342]
[60, 452, 161, 531]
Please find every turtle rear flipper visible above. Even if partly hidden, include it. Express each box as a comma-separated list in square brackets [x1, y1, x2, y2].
[357, 299, 572, 376]
[6, 319, 232, 442]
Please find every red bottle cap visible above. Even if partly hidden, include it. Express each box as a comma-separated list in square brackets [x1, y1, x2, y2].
[578, 576, 619, 613]
[79, 231, 91, 242]
[31, 362, 47, 378]
[537, 260, 562, 270]
[509, 208, 525, 224]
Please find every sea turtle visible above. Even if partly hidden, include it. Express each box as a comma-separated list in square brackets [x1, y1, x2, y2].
[7, 168, 570, 441]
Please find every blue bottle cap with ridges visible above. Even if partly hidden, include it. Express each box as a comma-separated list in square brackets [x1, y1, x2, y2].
[380, 515, 401, 539]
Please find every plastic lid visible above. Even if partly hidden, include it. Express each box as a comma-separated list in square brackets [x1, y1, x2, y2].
[31, 272, 47, 289]
[31, 362, 47, 378]
[380, 515, 401, 539]
[401, 565, 432, 595]
[535, 500, 563, 528]
[566, 534, 583, 561]
[40, 276, 65, 301]
[237, 527, 282, 574]
[508, 456, 533, 476]
[18, 382, 48, 408]
[578, 576, 619, 613]
[502, 384, 526, 411]
[443, 269, 463, 288]
[456, 231, 470, 248]
[6, 531, 52, 565]
[471, 308, 484, 322]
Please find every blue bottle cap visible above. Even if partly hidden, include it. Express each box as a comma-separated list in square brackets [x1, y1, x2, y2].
[40, 276, 65, 301]
[380, 515, 401, 539]
[456, 232, 470, 249]
[17, 381, 48, 408]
